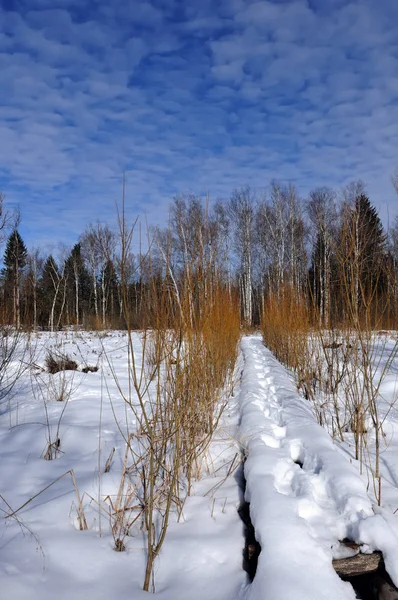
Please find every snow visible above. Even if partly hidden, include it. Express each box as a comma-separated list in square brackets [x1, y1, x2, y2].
[238, 335, 398, 599]
[2, 330, 398, 599]
[0, 331, 246, 600]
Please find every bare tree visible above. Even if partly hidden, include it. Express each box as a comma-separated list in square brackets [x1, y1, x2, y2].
[0, 192, 17, 245]
[212, 199, 233, 299]
[80, 226, 100, 320]
[229, 187, 256, 327]
[306, 187, 337, 326]
[80, 223, 116, 328]
[256, 182, 306, 302]
[392, 168, 398, 196]
[25, 248, 43, 330]
[96, 225, 116, 328]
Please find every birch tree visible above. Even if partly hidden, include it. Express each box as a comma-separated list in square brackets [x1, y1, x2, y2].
[25, 249, 43, 330]
[40, 255, 66, 331]
[212, 199, 233, 299]
[256, 182, 306, 302]
[80, 223, 116, 327]
[306, 187, 337, 326]
[80, 226, 100, 320]
[229, 187, 255, 327]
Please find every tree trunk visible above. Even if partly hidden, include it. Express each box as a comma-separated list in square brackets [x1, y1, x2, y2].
[101, 272, 106, 329]
[75, 269, 79, 325]
[15, 268, 20, 329]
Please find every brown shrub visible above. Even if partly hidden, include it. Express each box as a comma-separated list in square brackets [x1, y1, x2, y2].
[45, 351, 78, 374]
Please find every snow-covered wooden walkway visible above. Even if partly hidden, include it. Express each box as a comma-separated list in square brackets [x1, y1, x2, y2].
[238, 335, 398, 600]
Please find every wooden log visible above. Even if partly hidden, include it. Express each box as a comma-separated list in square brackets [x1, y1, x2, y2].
[333, 551, 383, 577]
[374, 576, 398, 600]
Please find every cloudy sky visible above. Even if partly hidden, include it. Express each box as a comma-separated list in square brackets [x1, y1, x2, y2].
[1, 0, 398, 249]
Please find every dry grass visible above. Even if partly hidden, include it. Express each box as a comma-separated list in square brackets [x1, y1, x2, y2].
[45, 351, 78, 374]
[105, 201, 241, 591]
[261, 227, 398, 507]
[261, 286, 312, 381]
[4, 469, 88, 531]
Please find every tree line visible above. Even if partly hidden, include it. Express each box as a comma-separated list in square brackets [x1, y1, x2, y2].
[0, 180, 396, 331]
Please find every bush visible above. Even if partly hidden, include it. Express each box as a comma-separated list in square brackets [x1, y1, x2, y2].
[45, 351, 78, 374]
[81, 365, 99, 373]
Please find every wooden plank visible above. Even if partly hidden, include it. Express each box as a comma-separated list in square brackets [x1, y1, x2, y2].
[333, 551, 382, 577]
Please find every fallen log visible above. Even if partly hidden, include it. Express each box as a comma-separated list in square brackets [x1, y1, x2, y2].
[333, 551, 383, 577]
[333, 547, 398, 599]
[374, 575, 398, 600]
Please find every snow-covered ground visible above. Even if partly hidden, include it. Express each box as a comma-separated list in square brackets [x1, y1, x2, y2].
[2, 331, 398, 599]
[239, 335, 398, 599]
[0, 331, 246, 600]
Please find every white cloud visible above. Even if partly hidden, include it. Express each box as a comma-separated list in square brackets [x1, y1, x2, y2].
[0, 0, 398, 251]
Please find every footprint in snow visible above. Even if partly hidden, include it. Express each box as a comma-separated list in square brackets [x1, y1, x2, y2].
[271, 423, 286, 439]
[260, 432, 281, 449]
[273, 459, 297, 495]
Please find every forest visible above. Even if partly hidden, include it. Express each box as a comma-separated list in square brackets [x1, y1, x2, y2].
[0, 180, 397, 334]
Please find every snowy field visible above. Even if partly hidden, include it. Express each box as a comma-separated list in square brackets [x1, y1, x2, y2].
[2, 331, 398, 599]
[0, 331, 246, 600]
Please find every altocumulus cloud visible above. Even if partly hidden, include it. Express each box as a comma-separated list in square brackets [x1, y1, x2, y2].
[1, 0, 398, 247]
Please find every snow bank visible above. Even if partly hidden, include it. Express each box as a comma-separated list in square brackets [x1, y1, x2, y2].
[239, 335, 398, 599]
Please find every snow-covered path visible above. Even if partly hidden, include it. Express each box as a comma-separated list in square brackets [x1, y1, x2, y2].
[238, 335, 398, 600]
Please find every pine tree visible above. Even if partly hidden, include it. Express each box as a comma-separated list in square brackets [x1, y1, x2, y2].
[2, 230, 27, 327]
[353, 195, 386, 304]
[342, 194, 387, 325]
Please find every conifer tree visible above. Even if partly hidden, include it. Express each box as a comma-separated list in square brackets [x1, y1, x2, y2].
[341, 194, 387, 325]
[2, 230, 27, 327]
[353, 195, 386, 307]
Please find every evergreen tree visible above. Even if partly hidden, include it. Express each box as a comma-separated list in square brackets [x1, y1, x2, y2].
[2, 230, 27, 327]
[353, 194, 386, 296]
[342, 194, 387, 324]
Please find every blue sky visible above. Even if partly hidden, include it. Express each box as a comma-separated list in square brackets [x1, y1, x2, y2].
[1, 0, 398, 251]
